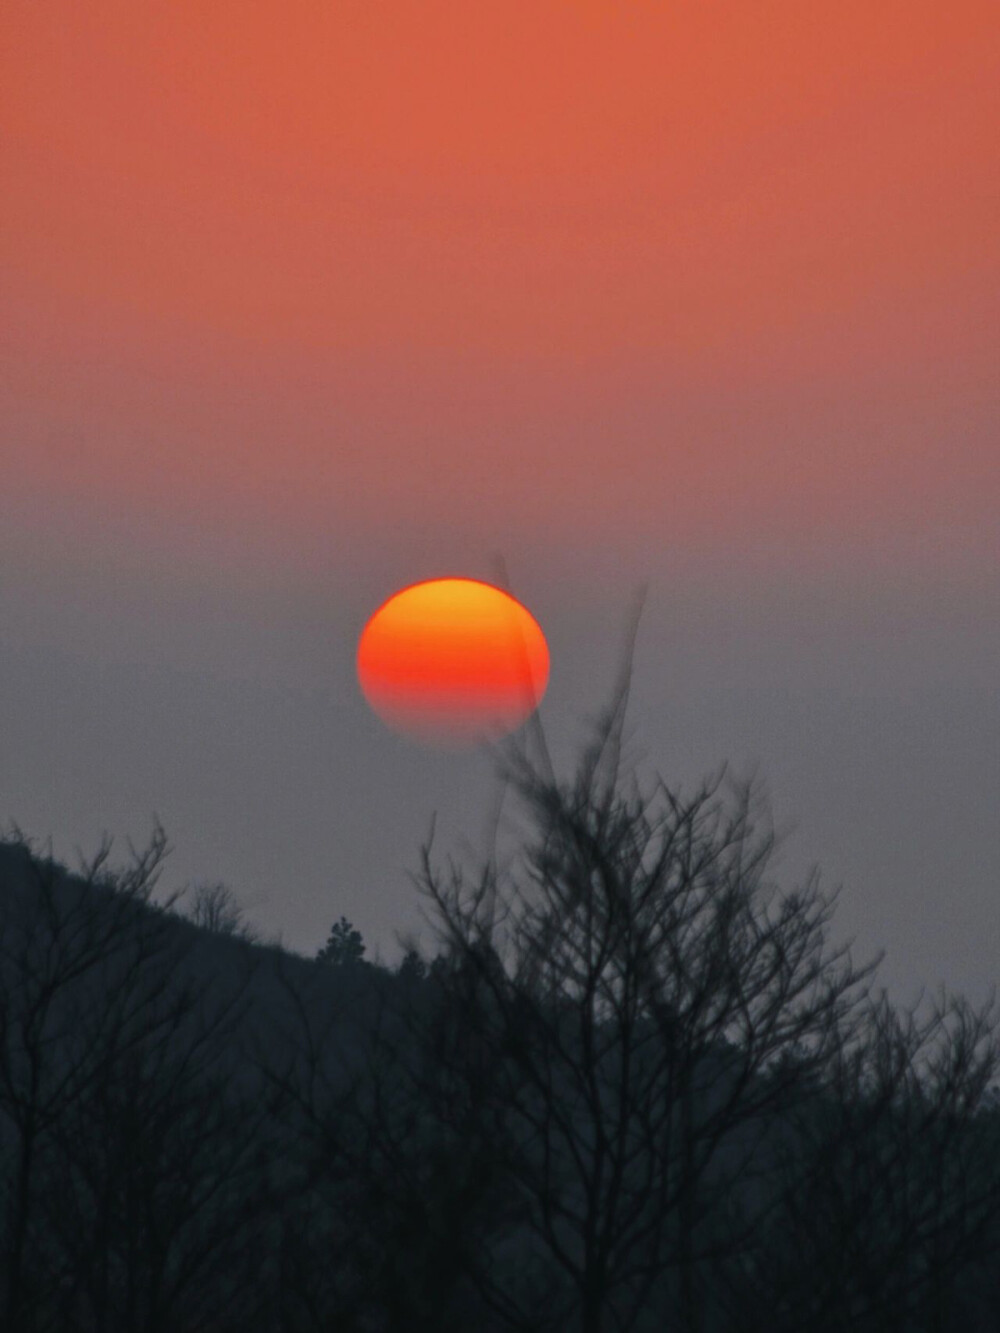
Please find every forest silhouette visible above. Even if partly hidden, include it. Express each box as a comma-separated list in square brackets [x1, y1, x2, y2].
[1, 689, 998, 1332]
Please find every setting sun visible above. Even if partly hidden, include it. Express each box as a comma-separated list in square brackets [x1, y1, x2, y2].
[357, 578, 549, 746]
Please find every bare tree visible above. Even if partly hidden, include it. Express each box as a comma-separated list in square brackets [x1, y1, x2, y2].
[409, 698, 882, 1333]
[725, 987, 1000, 1332]
[0, 822, 178, 1331]
[4, 653, 995, 1330]
[45, 958, 271, 1332]
[0, 824, 277, 1333]
[185, 880, 259, 942]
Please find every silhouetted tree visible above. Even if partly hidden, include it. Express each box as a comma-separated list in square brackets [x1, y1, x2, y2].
[396, 947, 428, 986]
[317, 916, 366, 967]
[185, 880, 259, 941]
[0, 825, 280, 1333]
[409, 697, 882, 1333]
[3, 653, 998, 1331]
[0, 822, 176, 1330]
[722, 987, 1000, 1332]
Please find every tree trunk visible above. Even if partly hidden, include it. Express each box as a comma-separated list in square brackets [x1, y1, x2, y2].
[5, 1115, 37, 1332]
[678, 1077, 699, 1333]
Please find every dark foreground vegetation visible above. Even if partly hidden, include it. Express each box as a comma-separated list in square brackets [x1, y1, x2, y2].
[1, 703, 998, 1332]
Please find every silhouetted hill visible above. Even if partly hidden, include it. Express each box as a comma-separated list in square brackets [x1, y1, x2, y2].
[1, 829, 997, 1333]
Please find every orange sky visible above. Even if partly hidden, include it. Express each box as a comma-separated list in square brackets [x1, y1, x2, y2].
[3, 0, 998, 577]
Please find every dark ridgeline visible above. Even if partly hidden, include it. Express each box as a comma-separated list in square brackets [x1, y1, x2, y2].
[0, 706, 998, 1332]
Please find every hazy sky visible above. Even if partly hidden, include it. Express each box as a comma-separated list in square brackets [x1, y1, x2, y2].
[2, 1, 997, 1002]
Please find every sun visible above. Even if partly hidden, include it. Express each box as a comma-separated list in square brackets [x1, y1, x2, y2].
[357, 577, 550, 746]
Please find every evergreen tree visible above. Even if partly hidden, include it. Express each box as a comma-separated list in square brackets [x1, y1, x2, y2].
[317, 915, 366, 966]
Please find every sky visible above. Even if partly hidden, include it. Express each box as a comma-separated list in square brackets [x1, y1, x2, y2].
[2, 1, 997, 1002]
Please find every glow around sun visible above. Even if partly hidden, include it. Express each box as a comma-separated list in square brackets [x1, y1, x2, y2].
[357, 577, 550, 746]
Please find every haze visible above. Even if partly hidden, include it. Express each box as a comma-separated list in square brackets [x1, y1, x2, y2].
[2, 1, 997, 1002]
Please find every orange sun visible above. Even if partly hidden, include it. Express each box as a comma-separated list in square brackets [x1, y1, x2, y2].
[357, 577, 550, 746]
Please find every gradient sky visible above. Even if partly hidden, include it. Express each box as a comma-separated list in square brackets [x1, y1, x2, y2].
[2, 1, 997, 1001]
